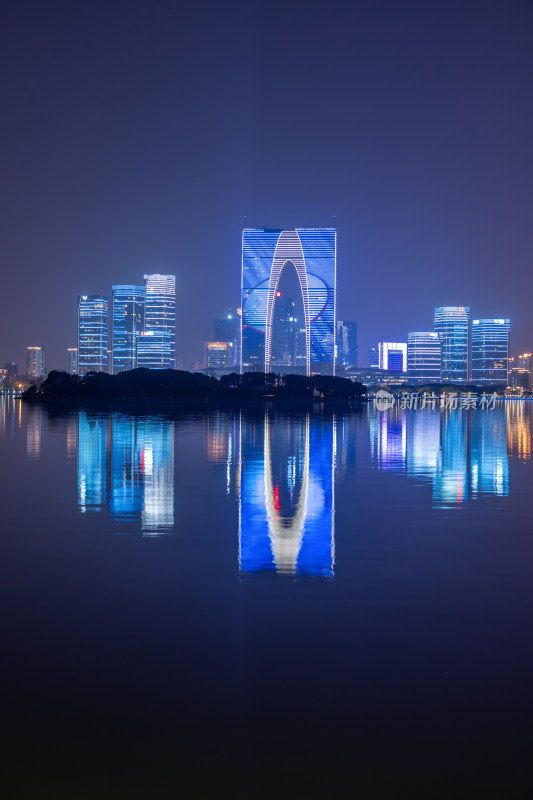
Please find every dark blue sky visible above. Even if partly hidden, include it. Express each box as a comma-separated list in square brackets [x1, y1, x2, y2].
[1, 0, 532, 370]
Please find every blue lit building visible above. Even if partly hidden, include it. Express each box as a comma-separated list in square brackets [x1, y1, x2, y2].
[336, 320, 358, 368]
[77, 295, 108, 375]
[471, 318, 510, 385]
[214, 311, 240, 368]
[144, 274, 176, 368]
[368, 346, 379, 368]
[135, 330, 172, 369]
[112, 285, 145, 373]
[378, 342, 407, 372]
[67, 348, 78, 375]
[241, 228, 336, 375]
[434, 306, 470, 382]
[407, 331, 442, 383]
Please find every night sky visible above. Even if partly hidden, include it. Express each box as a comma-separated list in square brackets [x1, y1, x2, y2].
[1, 0, 532, 371]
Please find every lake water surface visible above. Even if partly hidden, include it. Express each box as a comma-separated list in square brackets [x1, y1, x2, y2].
[1, 397, 532, 798]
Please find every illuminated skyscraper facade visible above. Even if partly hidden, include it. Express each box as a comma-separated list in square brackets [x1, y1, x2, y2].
[378, 342, 407, 372]
[336, 321, 358, 368]
[26, 346, 45, 378]
[214, 311, 240, 367]
[112, 285, 145, 373]
[368, 346, 379, 368]
[241, 228, 336, 375]
[144, 274, 176, 368]
[77, 295, 108, 375]
[205, 342, 231, 371]
[67, 348, 78, 375]
[471, 318, 510, 385]
[434, 306, 470, 382]
[135, 330, 172, 369]
[407, 331, 442, 383]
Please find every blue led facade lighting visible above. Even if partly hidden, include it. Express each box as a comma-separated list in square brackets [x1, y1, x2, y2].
[112, 285, 145, 374]
[336, 320, 358, 368]
[241, 228, 336, 375]
[471, 318, 510, 385]
[407, 331, 442, 383]
[135, 330, 172, 369]
[144, 274, 176, 368]
[434, 306, 470, 382]
[77, 295, 108, 375]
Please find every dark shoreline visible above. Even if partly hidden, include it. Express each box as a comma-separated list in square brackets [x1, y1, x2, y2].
[22, 368, 366, 409]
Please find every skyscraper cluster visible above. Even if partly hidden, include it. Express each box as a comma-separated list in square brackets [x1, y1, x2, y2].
[76, 274, 176, 376]
[367, 306, 514, 386]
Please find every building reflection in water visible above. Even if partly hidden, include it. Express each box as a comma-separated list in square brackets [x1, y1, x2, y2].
[26, 404, 44, 459]
[506, 401, 531, 461]
[206, 413, 240, 495]
[371, 403, 523, 508]
[470, 409, 508, 497]
[370, 409, 407, 472]
[77, 412, 174, 534]
[77, 412, 108, 512]
[434, 411, 469, 508]
[239, 414, 335, 577]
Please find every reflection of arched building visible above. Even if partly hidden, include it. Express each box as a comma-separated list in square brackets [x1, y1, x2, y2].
[241, 229, 336, 375]
[239, 414, 335, 577]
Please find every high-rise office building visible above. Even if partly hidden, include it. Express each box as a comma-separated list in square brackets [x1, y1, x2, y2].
[336, 321, 358, 368]
[471, 318, 510, 385]
[368, 346, 379, 368]
[434, 306, 470, 382]
[269, 295, 300, 368]
[509, 368, 530, 389]
[205, 342, 231, 371]
[144, 274, 176, 368]
[407, 332, 442, 383]
[135, 330, 172, 369]
[112, 285, 145, 373]
[26, 346, 45, 378]
[5, 362, 18, 379]
[77, 295, 108, 375]
[517, 353, 532, 371]
[241, 228, 336, 375]
[67, 348, 78, 375]
[214, 311, 240, 367]
[378, 342, 407, 372]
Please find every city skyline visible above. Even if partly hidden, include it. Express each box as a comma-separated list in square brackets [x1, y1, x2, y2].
[2, 265, 526, 385]
[1, 2, 531, 371]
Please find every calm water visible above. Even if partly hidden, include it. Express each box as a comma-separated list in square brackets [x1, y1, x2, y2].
[1, 397, 533, 798]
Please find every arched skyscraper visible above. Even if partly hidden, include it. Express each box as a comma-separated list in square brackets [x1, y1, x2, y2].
[241, 228, 336, 375]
